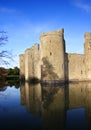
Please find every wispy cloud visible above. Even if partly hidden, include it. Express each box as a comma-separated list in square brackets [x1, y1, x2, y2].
[0, 7, 16, 13]
[71, 0, 91, 12]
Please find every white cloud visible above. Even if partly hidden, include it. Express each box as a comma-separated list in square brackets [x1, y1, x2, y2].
[71, 0, 91, 12]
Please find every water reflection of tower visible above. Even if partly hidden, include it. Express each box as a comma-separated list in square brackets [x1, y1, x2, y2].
[42, 84, 66, 130]
[20, 83, 26, 105]
[68, 82, 91, 130]
[68, 83, 86, 109]
[20, 83, 42, 116]
[85, 82, 91, 129]
[20, 83, 67, 130]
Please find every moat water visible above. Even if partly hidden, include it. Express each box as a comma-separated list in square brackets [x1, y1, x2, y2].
[0, 81, 91, 130]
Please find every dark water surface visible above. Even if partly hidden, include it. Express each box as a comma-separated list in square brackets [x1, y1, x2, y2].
[0, 82, 91, 130]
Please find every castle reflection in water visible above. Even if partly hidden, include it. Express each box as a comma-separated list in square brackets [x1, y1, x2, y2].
[20, 82, 91, 130]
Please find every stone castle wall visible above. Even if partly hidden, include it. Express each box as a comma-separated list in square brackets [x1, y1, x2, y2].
[40, 29, 65, 81]
[68, 54, 86, 81]
[19, 29, 91, 82]
[20, 44, 40, 81]
[84, 33, 91, 80]
[19, 54, 25, 80]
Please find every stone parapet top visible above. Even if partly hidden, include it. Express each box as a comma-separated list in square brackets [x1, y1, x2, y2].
[68, 53, 84, 56]
[40, 29, 64, 38]
[25, 48, 31, 53]
[84, 32, 91, 39]
[25, 43, 39, 53]
[19, 54, 24, 57]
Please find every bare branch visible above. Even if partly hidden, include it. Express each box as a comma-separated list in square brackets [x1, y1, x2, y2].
[0, 31, 13, 66]
[0, 31, 8, 46]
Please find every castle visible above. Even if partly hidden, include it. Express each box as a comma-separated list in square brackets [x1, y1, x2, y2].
[19, 29, 91, 82]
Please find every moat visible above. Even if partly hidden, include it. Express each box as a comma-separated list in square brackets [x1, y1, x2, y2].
[0, 81, 91, 130]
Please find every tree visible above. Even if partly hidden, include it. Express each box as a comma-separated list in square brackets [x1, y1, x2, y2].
[7, 67, 19, 75]
[0, 67, 8, 80]
[13, 67, 20, 75]
[0, 31, 12, 65]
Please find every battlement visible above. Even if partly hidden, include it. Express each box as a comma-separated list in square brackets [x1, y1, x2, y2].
[25, 48, 31, 53]
[19, 54, 24, 57]
[40, 29, 64, 38]
[84, 33, 91, 40]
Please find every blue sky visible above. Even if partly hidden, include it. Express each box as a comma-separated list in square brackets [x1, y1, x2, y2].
[0, 0, 91, 68]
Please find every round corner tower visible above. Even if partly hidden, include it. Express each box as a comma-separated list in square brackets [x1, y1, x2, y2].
[84, 32, 91, 79]
[40, 29, 65, 81]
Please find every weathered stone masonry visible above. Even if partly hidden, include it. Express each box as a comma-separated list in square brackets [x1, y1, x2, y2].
[19, 29, 91, 82]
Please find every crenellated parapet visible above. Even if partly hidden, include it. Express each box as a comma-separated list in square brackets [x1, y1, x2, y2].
[40, 29, 64, 38]
[84, 33, 91, 40]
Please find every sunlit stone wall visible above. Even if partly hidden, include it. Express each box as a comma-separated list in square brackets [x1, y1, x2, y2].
[24, 44, 40, 81]
[68, 54, 86, 81]
[84, 33, 91, 80]
[25, 48, 32, 81]
[19, 54, 25, 80]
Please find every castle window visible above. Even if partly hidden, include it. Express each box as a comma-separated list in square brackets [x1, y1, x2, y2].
[38, 44, 40, 50]
[50, 52, 52, 55]
[81, 70, 83, 74]
[50, 40, 51, 43]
